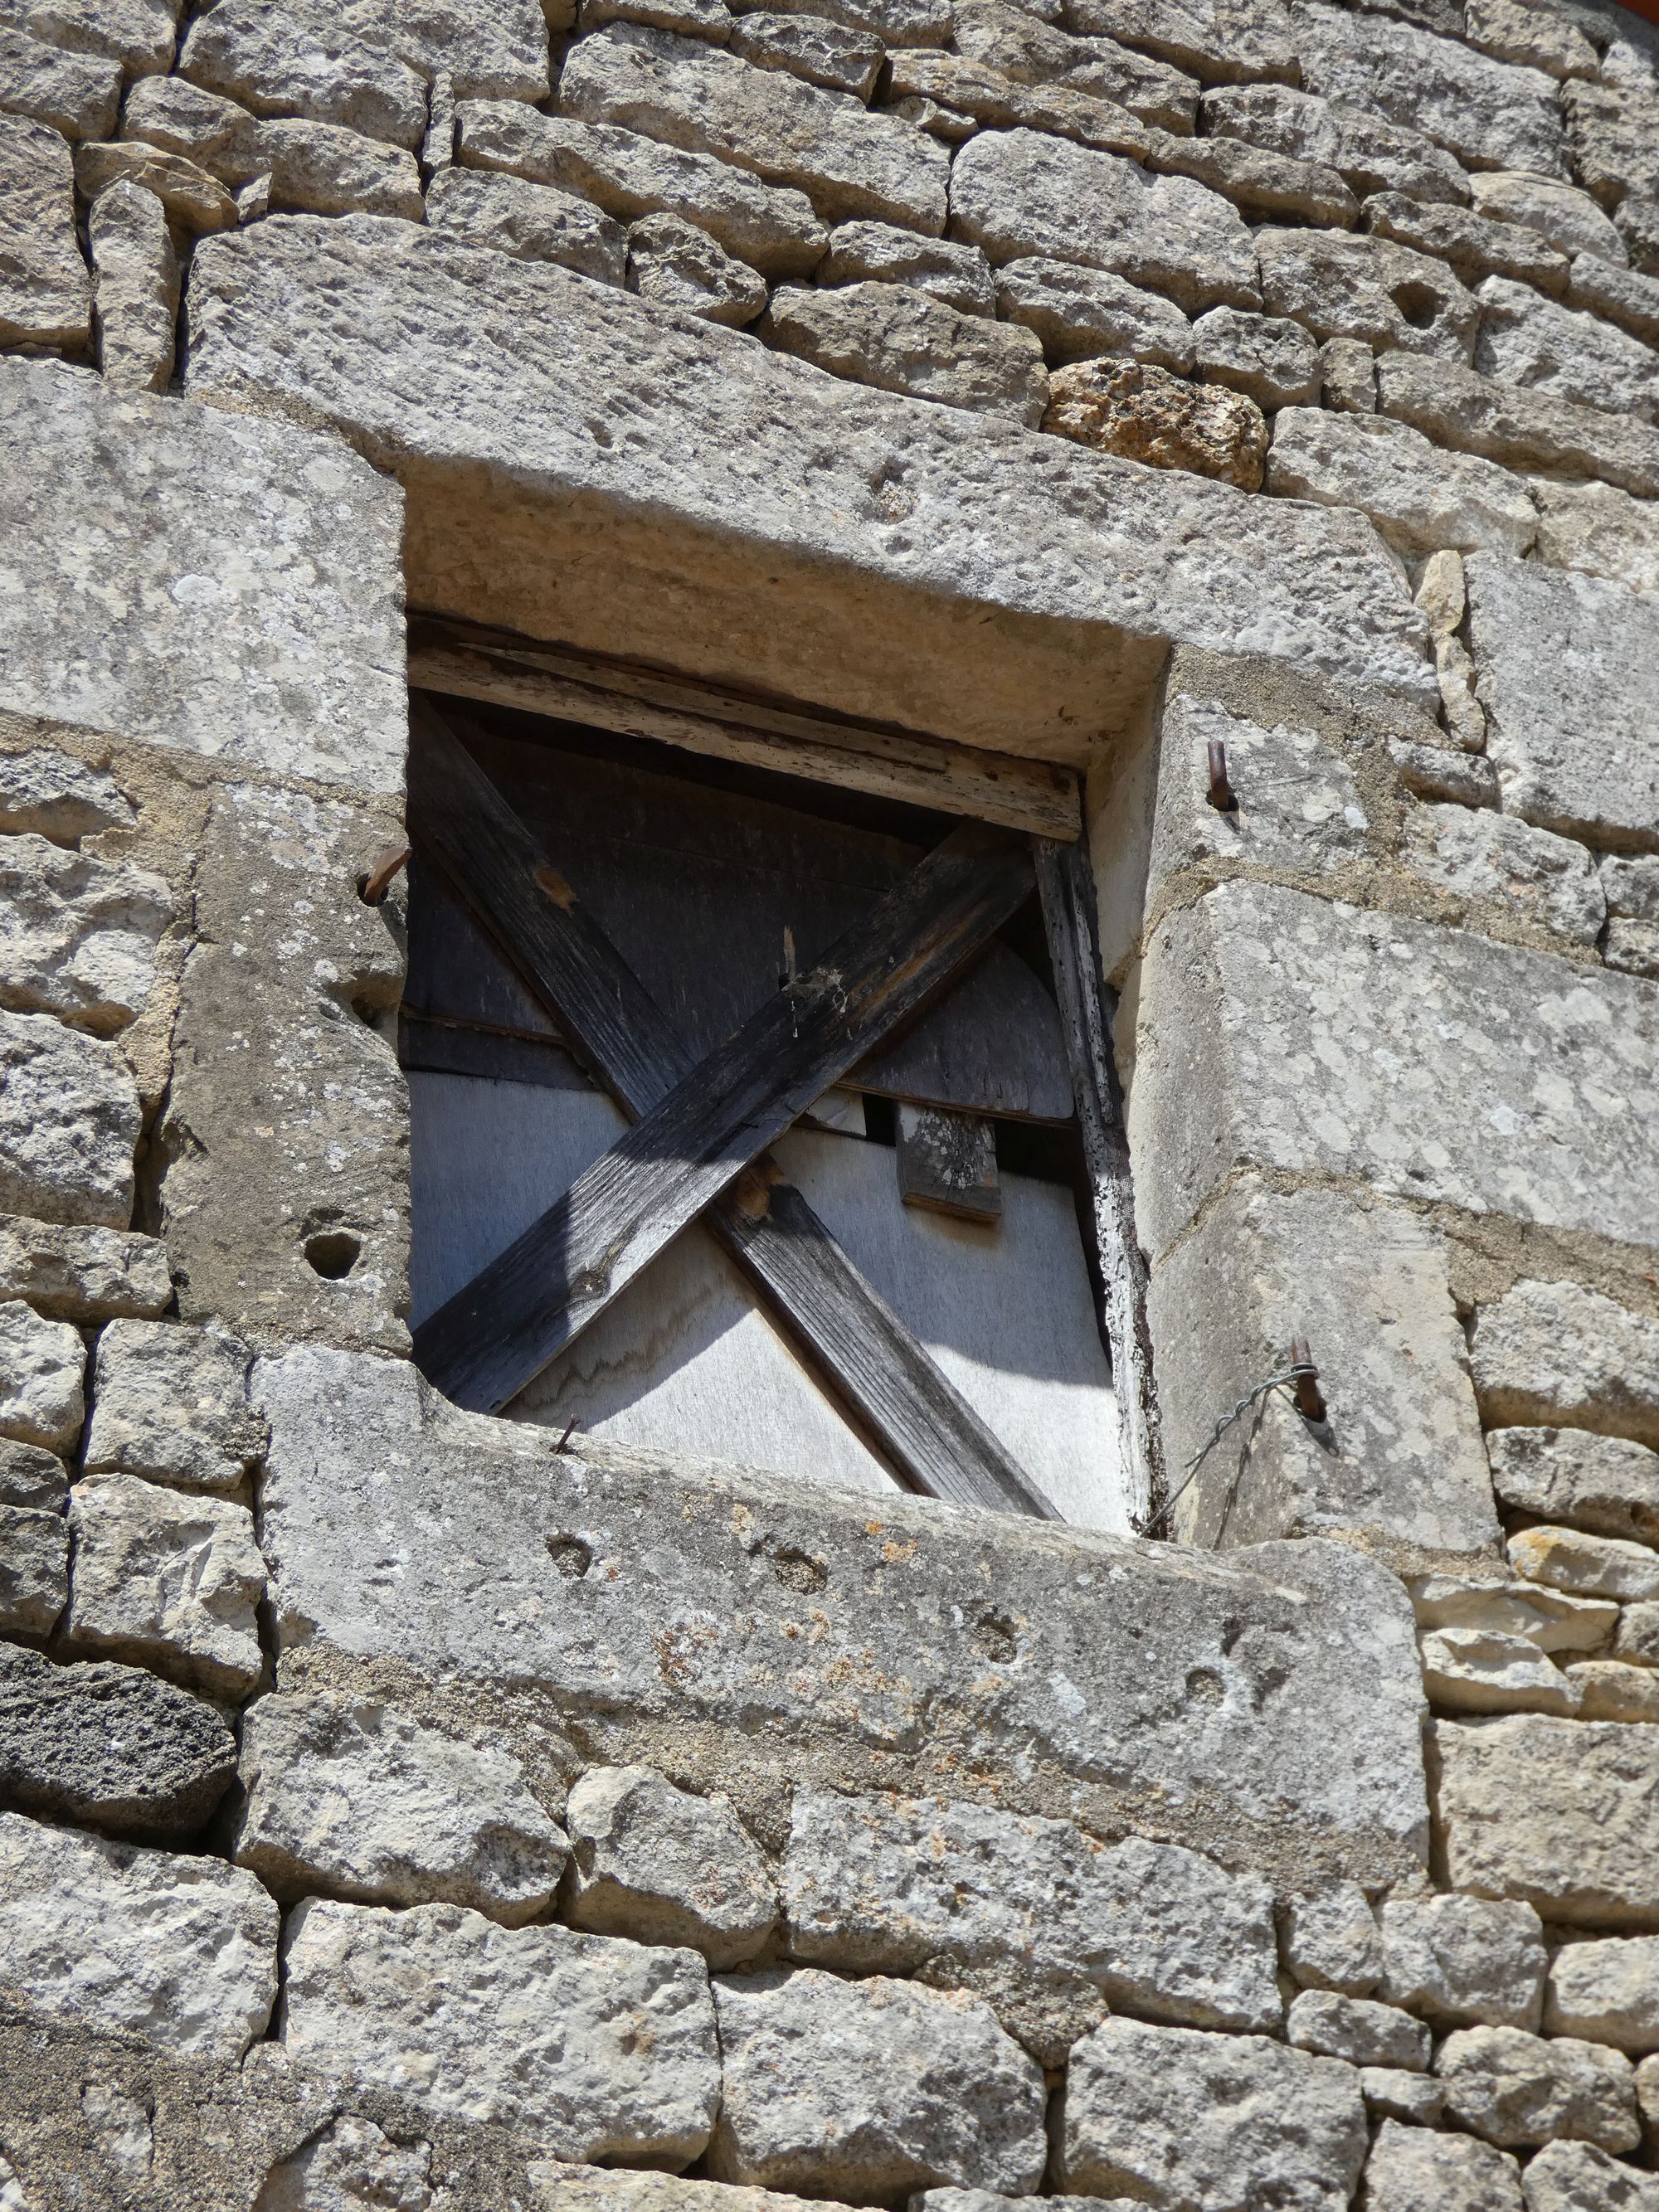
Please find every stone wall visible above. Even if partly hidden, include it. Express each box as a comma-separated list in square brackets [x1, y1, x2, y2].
[3, 0, 1659, 2202]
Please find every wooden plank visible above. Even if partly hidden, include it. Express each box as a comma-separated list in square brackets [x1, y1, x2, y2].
[1034, 836, 1166, 1532]
[408, 616, 1082, 843]
[896, 1104, 1001, 1223]
[398, 1016, 592, 1092]
[406, 702, 1055, 1518]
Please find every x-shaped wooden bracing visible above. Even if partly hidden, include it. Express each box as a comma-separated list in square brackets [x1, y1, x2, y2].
[407, 700, 1061, 1519]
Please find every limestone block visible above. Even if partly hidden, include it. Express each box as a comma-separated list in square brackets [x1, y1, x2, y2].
[0, 1642, 236, 1843]
[565, 1765, 774, 1966]
[995, 255, 1194, 367]
[732, 0, 951, 44]
[709, 1967, 1046, 2197]
[1511, 1526, 1659, 1605]
[1472, 1283, 1659, 1448]
[628, 211, 766, 321]
[1618, 1606, 1659, 1668]
[0, 1435, 64, 1509]
[820, 220, 994, 314]
[1059, 2015, 1369, 2210]
[1605, 858, 1659, 927]
[0, 1218, 167, 1322]
[762, 280, 1048, 424]
[83, 1320, 264, 1496]
[1623, 197, 1659, 279]
[883, 49, 1153, 151]
[1288, 1991, 1429, 2069]
[1200, 81, 1469, 205]
[728, 11, 882, 95]
[233, 1690, 568, 1923]
[119, 75, 424, 215]
[560, 24, 949, 230]
[949, 129, 1259, 313]
[1379, 346, 1659, 502]
[1380, 1894, 1546, 2032]
[1421, 1629, 1580, 1716]
[1570, 256, 1659, 347]
[1191, 305, 1317, 408]
[64, 1472, 265, 1699]
[0, 834, 171, 1033]
[531, 2171, 888, 2212]
[1291, 1, 1567, 177]
[1142, 125, 1357, 227]
[950, 0, 1199, 131]
[158, 780, 408, 1354]
[1358, 2122, 1523, 2212]
[783, 1787, 1282, 2033]
[1562, 78, 1659, 211]
[0, 27, 119, 139]
[1521, 2142, 1659, 2212]
[0, 751, 131, 846]
[74, 139, 237, 231]
[1256, 226, 1478, 362]
[86, 180, 175, 393]
[426, 165, 628, 282]
[1433, 1715, 1659, 1928]
[1529, 479, 1659, 600]
[182, 218, 1438, 760]
[0, 1504, 65, 1636]
[0, 112, 88, 348]
[1363, 192, 1569, 294]
[251, 2117, 435, 2212]
[1402, 806, 1603, 944]
[1436, 2026, 1640, 2153]
[1547, 1939, 1659, 2056]
[1474, 278, 1659, 425]
[1607, 922, 1659, 982]
[1059, 0, 1297, 87]
[455, 101, 826, 274]
[1281, 1884, 1383, 1997]
[1469, 172, 1627, 267]
[1321, 334, 1376, 412]
[285, 1898, 718, 2157]
[1563, 1661, 1659, 1723]
[1393, 734, 1502, 808]
[1359, 2074, 1447, 2129]
[1490, 1430, 1659, 1548]
[178, 0, 429, 148]
[1463, 0, 1596, 80]
[0, 1809, 276, 2057]
[6, 0, 180, 75]
[1044, 357, 1266, 486]
[1266, 408, 1535, 562]
[0, 1300, 80, 1451]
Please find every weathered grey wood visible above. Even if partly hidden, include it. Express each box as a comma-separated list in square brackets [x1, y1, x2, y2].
[398, 1016, 591, 1091]
[409, 615, 1082, 842]
[406, 704, 1054, 1517]
[1035, 835, 1165, 1530]
[896, 1104, 1001, 1223]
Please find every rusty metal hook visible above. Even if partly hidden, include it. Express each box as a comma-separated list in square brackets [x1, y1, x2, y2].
[1206, 740, 1237, 814]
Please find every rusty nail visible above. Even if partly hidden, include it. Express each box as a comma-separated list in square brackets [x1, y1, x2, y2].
[1289, 1337, 1327, 1423]
[555, 1416, 581, 1454]
[1206, 740, 1237, 814]
[358, 844, 412, 905]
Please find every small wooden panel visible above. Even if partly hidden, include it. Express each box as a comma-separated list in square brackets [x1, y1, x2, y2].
[409, 617, 1082, 842]
[897, 1104, 1001, 1224]
[398, 1016, 591, 1091]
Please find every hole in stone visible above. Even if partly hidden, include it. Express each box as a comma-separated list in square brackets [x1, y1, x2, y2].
[1390, 282, 1441, 330]
[547, 1534, 594, 1580]
[304, 1231, 362, 1280]
[770, 1545, 829, 1595]
[975, 1611, 1019, 1663]
[1185, 1665, 1225, 1708]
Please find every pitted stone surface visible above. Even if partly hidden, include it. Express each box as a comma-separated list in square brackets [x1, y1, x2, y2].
[1547, 1939, 1659, 2057]
[426, 166, 629, 282]
[88, 177, 178, 393]
[995, 255, 1194, 367]
[1059, 2015, 1369, 2210]
[0, 360, 406, 795]
[0, 836, 171, 1034]
[820, 221, 995, 314]
[1256, 226, 1479, 362]
[0, 27, 121, 139]
[85, 1320, 265, 1497]
[1400, 806, 1604, 944]
[0, 1439, 63, 1510]
[1530, 478, 1659, 600]
[1436, 2027, 1640, 2153]
[761, 280, 1048, 423]
[1360, 2071, 1446, 2129]
[709, 1967, 1046, 2198]
[628, 211, 767, 322]
[233, 1691, 569, 1923]
[1378, 351, 1659, 503]
[1421, 1628, 1579, 1717]
[566, 1765, 775, 1966]
[1267, 406, 1535, 561]
[281, 1898, 720, 2161]
[1470, 1283, 1659, 1449]
[0, 1503, 66, 1637]
[783, 1787, 1282, 2032]
[0, 1643, 236, 1843]
[0, 1300, 83, 1451]
[0, 1218, 167, 1320]
[1287, 1991, 1429, 2070]
[122, 76, 425, 215]
[0, 749, 133, 845]
[1044, 357, 1267, 487]
[951, 0, 1199, 129]
[1062, 0, 1297, 87]
[1363, 192, 1569, 293]
[253, 1345, 1432, 1886]
[1359, 2122, 1523, 2212]
[727, 12, 883, 97]
[0, 113, 90, 348]
[250, 2117, 435, 2212]
[0, 1809, 277, 2058]
[1281, 1884, 1383, 1997]
[1520, 2141, 1659, 2211]
[1379, 1895, 1546, 2032]
[178, 0, 430, 147]
[12, 0, 182, 75]
[1474, 277, 1659, 425]
[1469, 173, 1625, 267]
[1193, 306, 1320, 409]
[1201, 80, 1469, 204]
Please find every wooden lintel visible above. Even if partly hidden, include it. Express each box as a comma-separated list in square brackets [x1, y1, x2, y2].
[407, 617, 1082, 843]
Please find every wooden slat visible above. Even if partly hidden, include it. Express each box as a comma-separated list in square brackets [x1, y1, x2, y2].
[408, 616, 1082, 843]
[406, 702, 1056, 1518]
[896, 1104, 1001, 1223]
[1034, 836, 1166, 1531]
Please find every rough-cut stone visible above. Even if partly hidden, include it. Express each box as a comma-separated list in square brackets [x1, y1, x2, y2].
[1471, 1283, 1659, 1448]
[1510, 1526, 1659, 1606]
[1376, 349, 1659, 502]
[1608, 921, 1659, 982]
[1380, 1894, 1546, 2032]
[0, 835, 171, 1034]
[1523, 2143, 1659, 2211]
[122, 76, 425, 216]
[455, 101, 825, 275]
[0, 1218, 167, 1321]
[950, 129, 1259, 313]
[709, 1968, 1046, 2197]
[951, 0, 1199, 130]
[1288, 1991, 1429, 2069]
[0, 1436, 63, 1510]
[0, 1300, 81, 1451]
[1529, 478, 1659, 600]
[178, 0, 429, 148]
[1475, 277, 1659, 425]
[0, 1643, 236, 1843]
[1387, 734, 1500, 807]
[820, 220, 994, 314]
[75, 138, 238, 231]
[1621, 197, 1659, 279]
[566, 1765, 774, 1966]
[0, 1809, 277, 2057]
[1256, 225, 1478, 362]
[884, 48, 1152, 152]
[1436, 2027, 1640, 2153]
[1421, 1629, 1579, 1716]
[1618, 1606, 1659, 1669]
[1469, 170, 1626, 267]
[9, 0, 182, 75]
[183, 216, 1437, 760]
[0, 1503, 66, 1637]
[251, 2117, 435, 2212]
[1281, 1884, 1382, 1997]
[0, 749, 132, 845]
[1604, 858, 1659, 929]
[1434, 1716, 1659, 1928]
[1044, 357, 1266, 486]
[763, 280, 1048, 423]
[783, 1787, 1282, 2033]
[1292, 1, 1567, 177]
[1547, 1940, 1659, 2056]
[1267, 407, 1535, 562]
[64, 1472, 265, 1699]
[995, 255, 1194, 367]
[1569, 255, 1659, 347]
[233, 1691, 568, 1923]
[1563, 77, 1659, 211]
[561, 25, 949, 230]
[1464, 0, 1596, 80]
[1201, 80, 1468, 205]
[84, 1319, 265, 1497]
[1569, 1660, 1659, 1723]
[628, 210, 766, 321]
[1359, 2122, 1523, 2212]
[1321, 333, 1376, 412]
[426, 165, 627, 282]
[1361, 2071, 1447, 2127]
[0, 112, 90, 348]
[0, 26, 120, 139]
[285, 1899, 718, 2157]
[1190, 305, 1318, 408]
[729, 11, 882, 95]
[1061, 0, 1297, 87]
[1060, 2015, 1368, 2210]
[733, 0, 951, 44]
[1142, 124, 1357, 226]
[1402, 805, 1603, 943]
[87, 179, 178, 393]
[1364, 190, 1569, 292]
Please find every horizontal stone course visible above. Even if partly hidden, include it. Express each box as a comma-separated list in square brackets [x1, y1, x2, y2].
[567, 1764, 776, 1967]
[85, 1320, 266, 1497]
[1470, 1282, 1659, 1450]
[1379, 1894, 1546, 2033]
[1436, 2025, 1640, 2154]
[761, 280, 1050, 424]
